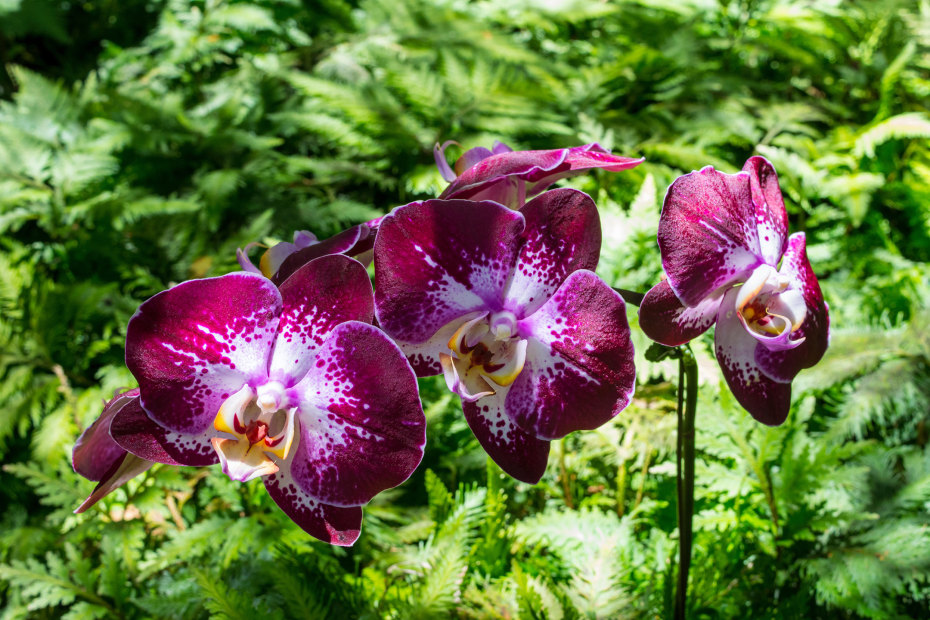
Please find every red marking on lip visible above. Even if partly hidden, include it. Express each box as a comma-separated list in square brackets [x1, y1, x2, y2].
[246, 421, 269, 445]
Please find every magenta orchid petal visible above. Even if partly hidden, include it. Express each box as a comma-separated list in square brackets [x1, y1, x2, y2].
[236, 243, 264, 275]
[514, 270, 636, 439]
[261, 241, 301, 279]
[462, 177, 525, 208]
[126, 273, 282, 435]
[264, 468, 362, 546]
[491, 141, 513, 155]
[75, 453, 153, 514]
[658, 166, 765, 306]
[109, 397, 218, 467]
[743, 156, 789, 266]
[272, 224, 372, 286]
[269, 255, 375, 385]
[715, 287, 792, 426]
[289, 321, 425, 507]
[73, 388, 139, 481]
[374, 199, 524, 344]
[462, 390, 551, 485]
[504, 189, 601, 317]
[524, 144, 645, 196]
[434, 140, 459, 182]
[455, 146, 496, 176]
[292, 230, 319, 248]
[440, 147, 566, 201]
[440, 143, 643, 208]
[755, 233, 830, 382]
[638, 279, 723, 346]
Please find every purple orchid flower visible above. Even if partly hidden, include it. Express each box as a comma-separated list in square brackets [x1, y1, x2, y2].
[237, 224, 376, 285]
[374, 189, 636, 484]
[73, 254, 426, 545]
[638, 156, 829, 426]
[434, 140, 644, 209]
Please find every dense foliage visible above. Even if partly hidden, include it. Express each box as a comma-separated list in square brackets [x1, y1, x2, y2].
[1, 0, 929, 617]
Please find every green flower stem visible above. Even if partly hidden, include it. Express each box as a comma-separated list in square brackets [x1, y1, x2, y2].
[614, 288, 645, 306]
[675, 345, 698, 620]
[612, 285, 699, 616]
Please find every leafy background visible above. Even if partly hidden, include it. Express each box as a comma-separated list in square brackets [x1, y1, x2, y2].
[1, 0, 929, 617]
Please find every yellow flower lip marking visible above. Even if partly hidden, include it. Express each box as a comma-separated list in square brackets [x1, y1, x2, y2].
[212, 383, 298, 481]
[442, 312, 527, 400]
[258, 248, 276, 279]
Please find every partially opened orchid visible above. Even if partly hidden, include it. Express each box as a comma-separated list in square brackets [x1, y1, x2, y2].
[374, 189, 636, 483]
[434, 141, 644, 209]
[237, 224, 375, 285]
[73, 389, 159, 513]
[73, 254, 426, 545]
[638, 156, 829, 425]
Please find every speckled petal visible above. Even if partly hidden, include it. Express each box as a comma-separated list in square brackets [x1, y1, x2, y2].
[289, 321, 425, 507]
[638, 279, 723, 346]
[715, 287, 792, 426]
[658, 166, 764, 306]
[461, 388, 551, 484]
[514, 270, 636, 439]
[109, 397, 218, 467]
[743, 156, 788, 266]
[269, 255, 375, 386]
[504, 189, 601, 316]
[264, 467, 362, 546]
[755, 233, 830, 383]
[434, 140, 458, 182]
[126, 272, 281, 435]
[273, 224, 372, 286]
[374, 200, 524, 344]
[73, 388, 140, 482]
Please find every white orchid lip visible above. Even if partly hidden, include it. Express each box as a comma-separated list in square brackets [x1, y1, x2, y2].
[212, 383, 298, 482]
[439, 312, 528, 402]
[735, 264, 806, 345]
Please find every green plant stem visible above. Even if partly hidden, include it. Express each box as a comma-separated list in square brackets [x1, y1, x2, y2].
[675, 345, 698, 620]
[558, 439, 575, 509]
[613, 288, 644, 306]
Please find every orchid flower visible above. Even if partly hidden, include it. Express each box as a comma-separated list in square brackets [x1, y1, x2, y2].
[73, 254, 426, 545]
[237, 224, 375, 285]
[374, 189, 636, 483]
[434, 140, 644, 209]
[638, 156, 829, 425]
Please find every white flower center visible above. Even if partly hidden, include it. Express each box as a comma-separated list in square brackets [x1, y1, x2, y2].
[211, 383, 298, 482]
[736, 264, 807, 343]
[439, 312, 528, 402]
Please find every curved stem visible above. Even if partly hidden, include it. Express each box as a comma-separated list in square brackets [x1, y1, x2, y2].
[613, 287, 644, 307]
[674, 345, 698, 620]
